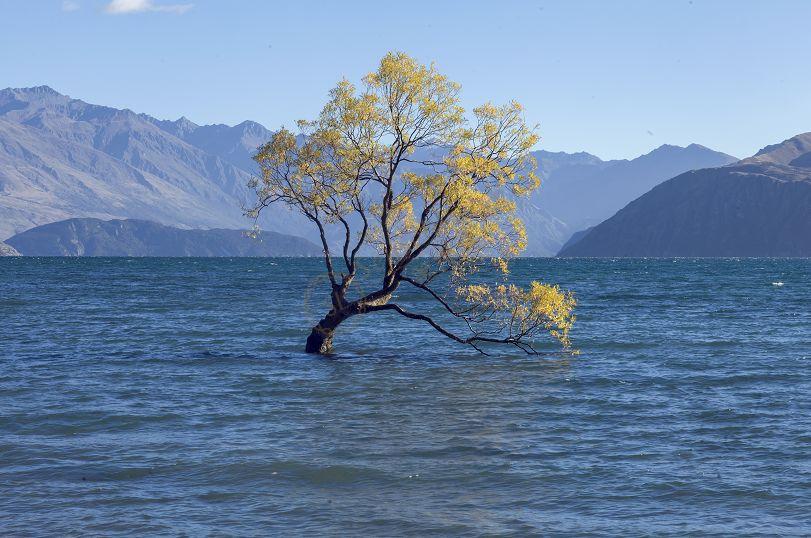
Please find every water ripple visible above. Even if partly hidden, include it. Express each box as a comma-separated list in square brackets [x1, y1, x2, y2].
[1, 258, 810, 535]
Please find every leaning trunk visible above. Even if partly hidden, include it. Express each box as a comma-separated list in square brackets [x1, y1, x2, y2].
[305, 312, 345, 354]
[304, 293, 392, 354]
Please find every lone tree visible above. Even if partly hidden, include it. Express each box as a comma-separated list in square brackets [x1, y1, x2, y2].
[248, 52, 575, 354]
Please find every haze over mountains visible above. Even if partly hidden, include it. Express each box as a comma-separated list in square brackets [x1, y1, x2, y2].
[0, 86, 739, 255]
[559, 133, 811, 257]
[519, 144, 738, 254]
[531, 144, 738, 231]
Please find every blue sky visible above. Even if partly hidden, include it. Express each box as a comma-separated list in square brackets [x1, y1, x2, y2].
[1, 0, 809, 159]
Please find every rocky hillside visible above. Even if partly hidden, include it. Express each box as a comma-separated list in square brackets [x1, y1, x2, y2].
[558, 133, 811, 257]
[0, 241, 20, 256]
[0, 86, 308, 240]
[739, 132, 811, 166]
[6, 218, 322, 257]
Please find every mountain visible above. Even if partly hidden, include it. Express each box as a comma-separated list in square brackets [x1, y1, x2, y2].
[558, 134, 811, 257]
[0, 86, 307, 241]
[557, 226, 594, 253]
[5, 218, 322, 257]
[790, 151, 811, 168]
[146, 116, 274, 172]
[0, 86, 737, 256]
[512, 199, 571, 256]
[0, 241, 20, 256]
[740, 132, 811, 166]
[530, 143, 739, 233]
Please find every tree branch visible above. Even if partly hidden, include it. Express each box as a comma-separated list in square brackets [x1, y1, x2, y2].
[368, 303, 544, 355]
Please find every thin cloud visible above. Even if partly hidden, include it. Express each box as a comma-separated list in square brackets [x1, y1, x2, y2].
[104, 0, 193, 15]
[62, 1, 80, 11]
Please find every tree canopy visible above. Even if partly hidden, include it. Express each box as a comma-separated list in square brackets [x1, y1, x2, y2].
[247, 52, 576, 354]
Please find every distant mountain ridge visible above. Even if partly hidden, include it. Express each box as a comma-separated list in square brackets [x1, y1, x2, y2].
[0, 86, 738, 255]
[740, 132, 811, 166]
[0, 85, 309, 241]
[6, 218, 321, 257]
[558, 133, 811, 257]
[145, 115, 274, 172]
[530, 143, 739, 233]
[517, 143, 737, 254]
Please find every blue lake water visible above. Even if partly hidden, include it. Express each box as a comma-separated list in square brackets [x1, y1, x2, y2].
[1, 258, 810, 535]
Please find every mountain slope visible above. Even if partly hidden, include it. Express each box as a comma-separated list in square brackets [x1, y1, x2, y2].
[558, 160, 811, 257]
[0, 86, 307, 240]
[6, 218, 321, 257]
[0, 241, 20, 256]
[512, 198, 571, 256]
[531, 143, 739, 233]
[0, 115, 244, 235]
[740, 132, 811, 166]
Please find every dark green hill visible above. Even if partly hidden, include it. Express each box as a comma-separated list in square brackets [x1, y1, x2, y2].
[6, 218, 322, 257]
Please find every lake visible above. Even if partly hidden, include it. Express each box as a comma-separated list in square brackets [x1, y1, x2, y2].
[1, 258, 809, 535]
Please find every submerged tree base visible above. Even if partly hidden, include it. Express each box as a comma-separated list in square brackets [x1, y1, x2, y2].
[305, 312, 343, 354]
[305, 327, 335, 354]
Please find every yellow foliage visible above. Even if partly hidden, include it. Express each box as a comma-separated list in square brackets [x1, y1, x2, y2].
[456, 281, 577, 349]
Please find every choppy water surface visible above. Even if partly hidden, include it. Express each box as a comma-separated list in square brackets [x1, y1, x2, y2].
[1, 258, 810, 536]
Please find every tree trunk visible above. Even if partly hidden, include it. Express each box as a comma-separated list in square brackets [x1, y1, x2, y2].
[304, 293, 391, 354]
[304, 312, 344, 354]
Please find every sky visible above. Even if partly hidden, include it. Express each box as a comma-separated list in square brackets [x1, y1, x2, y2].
[1, 0, 810, 160]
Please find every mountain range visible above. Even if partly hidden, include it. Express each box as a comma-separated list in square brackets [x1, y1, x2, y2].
[0, 86, 741, 256]
[0, 86, 311, 241]
[559, 133, 811, 257]
[518, 144, 738, 254]
[531, 143, 738, 231]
